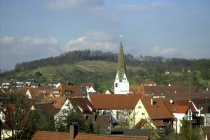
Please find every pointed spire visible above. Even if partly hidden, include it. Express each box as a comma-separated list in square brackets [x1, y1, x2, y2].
[116, 38, 127, 82]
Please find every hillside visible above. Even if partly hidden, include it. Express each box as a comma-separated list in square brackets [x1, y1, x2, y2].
[0, 60, 209, 92]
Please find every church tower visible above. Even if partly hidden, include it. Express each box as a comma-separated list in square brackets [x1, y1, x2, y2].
[114, 37, 129, 94]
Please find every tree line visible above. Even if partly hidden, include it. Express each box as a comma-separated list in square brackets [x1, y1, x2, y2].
[13, 49, 210, 72]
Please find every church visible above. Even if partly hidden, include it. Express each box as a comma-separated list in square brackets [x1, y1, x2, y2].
[114, 39, 129, 94]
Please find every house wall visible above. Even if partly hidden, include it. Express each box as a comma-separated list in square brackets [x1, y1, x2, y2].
[129, 100, 154, 129]
[114, 82, 129, 94]
[173, 113, 185, 133]
[54, 99, 73, 129]
[26, 90, 32, 99]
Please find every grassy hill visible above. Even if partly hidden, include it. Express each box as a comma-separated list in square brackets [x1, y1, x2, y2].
[0, 60, 209, 92]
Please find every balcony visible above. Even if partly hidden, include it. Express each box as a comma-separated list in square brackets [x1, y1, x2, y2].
[180, 119, 197, 124]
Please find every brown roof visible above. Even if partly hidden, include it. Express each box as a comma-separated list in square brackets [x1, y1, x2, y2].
[32, 131, 148, 140]
[171, 105, 189, 113]
[144, 86, 199, 94]
[75, 133, 148, 140]
[152, 120, 165, 127]
[31, 131, 70, 140]
[135, 119, 146, 129]
[55, 82, 84, 96]
[164, 100, 197, 113]
[69, 98, 95, 114]
[141, 97, 174, 119]
[34, 103, 59, 116]
[84, 115, 110, 129]
[53, 96, 67, 109]
[89, 94, 142, 110]
[130, 86, 144, 94]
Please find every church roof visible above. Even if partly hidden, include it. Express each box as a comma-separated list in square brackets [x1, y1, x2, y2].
[116, 41, 127, 82]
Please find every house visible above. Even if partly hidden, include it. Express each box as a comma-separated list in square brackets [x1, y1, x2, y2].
[105, 89, 114, 94]
[15, 81, 25, 88]
[84, 114, 113, 130]
[164, 99, 199, 133]
[86, 87, 96, 93]
[32, 131, 149, 140]
[168, 82, 184, 86]
[81, 83, 94, 89]
[89, 94, 142, 127]
[191, 98, 210, 127]
[141, 81, 157, 86]
[1, 80, 12, 89]
[129, 95, 174, 133]
[47, 82, 59, 87]
[53, 82, 84, 97]
[31, 83, 40, 88]
[144, 86, 199, 94]
[32, 124, 149, 140]
[25, 79, 36, 86]
[0, 104, 16, 139]
[54, 97, 95, 129]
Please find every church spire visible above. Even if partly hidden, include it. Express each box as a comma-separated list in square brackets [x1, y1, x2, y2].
[116, 37, 127, 82]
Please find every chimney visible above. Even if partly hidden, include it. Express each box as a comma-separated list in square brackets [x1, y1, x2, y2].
[70, 122, 78, 140]
[151, 96, 153, 106]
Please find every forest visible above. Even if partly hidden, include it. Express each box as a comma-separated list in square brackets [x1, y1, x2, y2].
[10, 49, 210, 72]
[0, 49, 209, 91]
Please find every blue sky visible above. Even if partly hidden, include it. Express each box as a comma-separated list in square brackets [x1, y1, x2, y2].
[0, 0, 210, 70]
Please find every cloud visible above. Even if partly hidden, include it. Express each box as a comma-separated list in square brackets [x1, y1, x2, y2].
[150, 46, 179, 57]
[116, 5, 148, 12]
[152, 2, 177, 11]
[190, 11, 201, 16]
[64, 30, 118, 52]
[0, 36, 16, 44]
[0, 36, 61, 70]
[45, 0, 105, 11]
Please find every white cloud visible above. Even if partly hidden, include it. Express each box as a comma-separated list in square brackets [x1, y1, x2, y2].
[45, 0, 105, 11]
[64, 30, 118, 52]
[190, 11, 201, 16]
[0, 36, 16, 44]
[0, 36, 61, 70]
[116, 5, 148, 12]
[152, 2, 177, 11]
[150, 46, 179, 56]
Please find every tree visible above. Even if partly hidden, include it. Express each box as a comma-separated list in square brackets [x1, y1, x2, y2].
[85, 119, 94, 134]
[180, 119, 201, 140]
[95, 124, 100, 134]
[56, 108, 85, 132]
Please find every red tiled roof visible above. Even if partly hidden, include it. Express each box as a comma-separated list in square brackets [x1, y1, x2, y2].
[32, 131, 148, 140]
[142, 97, 174, 119]
[89, 94, 142, 110]
[31, 131, 70, 140]
[55, 82, 83, 96]
[53, 96, 67, 109]
[143, 86, 198, 94]
[69, 98, 95, 114]
[164, 100, 198, 113]
[152, 120, 165, 127]
[135, 119, 146, 129]
[171, 106, 189, 113]
[75, 133, 148, 140]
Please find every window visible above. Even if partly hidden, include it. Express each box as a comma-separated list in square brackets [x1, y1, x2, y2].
[138, 106, 141, 109]
[142, 113, 145, 115]
[115, 83, 118, 87]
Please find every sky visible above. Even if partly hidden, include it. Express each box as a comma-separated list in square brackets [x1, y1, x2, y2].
[0, 0, 210, 71]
